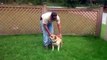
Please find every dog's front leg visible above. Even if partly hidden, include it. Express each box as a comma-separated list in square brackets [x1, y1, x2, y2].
[60, 43, 62, 48]
[58, 45, 60, 51]
[52, 45, 54, 51]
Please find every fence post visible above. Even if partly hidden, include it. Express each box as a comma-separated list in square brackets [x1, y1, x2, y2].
[104, 17, 107, 41]
[95, 7, 103, 37]
[42, 2, 47, 14]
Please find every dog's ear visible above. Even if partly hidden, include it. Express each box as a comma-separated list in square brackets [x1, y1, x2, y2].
[50, 35, 54, 39]
[50, 36, 52, 38]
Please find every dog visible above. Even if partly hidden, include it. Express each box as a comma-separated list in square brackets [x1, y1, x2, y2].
[50, 34, 63, 51]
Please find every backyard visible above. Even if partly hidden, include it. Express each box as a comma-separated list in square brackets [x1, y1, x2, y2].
[0, 5, 107, 60]
[0, 32, 107, 60]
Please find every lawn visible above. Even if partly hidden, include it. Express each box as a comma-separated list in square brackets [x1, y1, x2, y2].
[0, 34, 107, 60]
[101, 24, 106, 38]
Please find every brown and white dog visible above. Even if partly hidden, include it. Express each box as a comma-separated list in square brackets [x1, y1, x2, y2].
[50, 34, 63, 51]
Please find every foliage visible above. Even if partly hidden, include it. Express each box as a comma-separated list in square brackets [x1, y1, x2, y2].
[0, 0, 107, 7]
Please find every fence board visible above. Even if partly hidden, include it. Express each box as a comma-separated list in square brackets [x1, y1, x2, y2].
[0, 5, 103, 36]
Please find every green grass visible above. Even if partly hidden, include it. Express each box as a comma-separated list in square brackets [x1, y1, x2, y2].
[0, 34, 107, 60]
[101, 24, 106, 38]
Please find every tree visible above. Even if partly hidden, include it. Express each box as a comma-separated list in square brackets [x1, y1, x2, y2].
[31, 0, 43, 5]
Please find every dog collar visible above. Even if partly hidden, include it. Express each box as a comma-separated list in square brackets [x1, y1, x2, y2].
[52, 41, 56, 43]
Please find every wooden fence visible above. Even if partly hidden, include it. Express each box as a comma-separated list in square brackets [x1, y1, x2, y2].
[0, 5, 103, 36]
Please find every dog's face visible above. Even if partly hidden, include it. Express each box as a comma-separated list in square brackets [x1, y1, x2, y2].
[50, 35, 57, 42]
[50, 34, 62, 51]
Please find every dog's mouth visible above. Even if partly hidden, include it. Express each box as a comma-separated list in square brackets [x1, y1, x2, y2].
[52, 41, 56, 43]
[52, 40, 56, 43]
